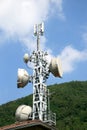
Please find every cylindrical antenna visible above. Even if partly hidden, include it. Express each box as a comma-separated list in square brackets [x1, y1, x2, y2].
[34, 23, 44, 51]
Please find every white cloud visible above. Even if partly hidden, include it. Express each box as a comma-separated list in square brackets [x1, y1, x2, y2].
[0, 0, 48, 36]
[51, 0, 65, 20]
[0, 0, 65, 54]
[0, 0, 64, 37]
[59, 45, 87, 73]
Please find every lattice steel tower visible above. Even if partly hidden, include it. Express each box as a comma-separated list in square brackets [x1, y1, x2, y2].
[17, 23, 63, 126]
[32, 23, 50, 121]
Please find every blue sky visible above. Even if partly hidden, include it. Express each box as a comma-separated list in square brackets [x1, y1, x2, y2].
[0, 0, 87, 105]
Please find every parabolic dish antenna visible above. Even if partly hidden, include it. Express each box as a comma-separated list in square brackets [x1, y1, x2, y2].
[15, 105, 32, 121]
[17, 68, 29, 88]
[49, 57, 63, 78]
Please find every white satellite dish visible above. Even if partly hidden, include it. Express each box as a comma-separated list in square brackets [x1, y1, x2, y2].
[17, 68, 29, 88]
[23, 53, 29, 63]
[15, 105, 32, 121]
[49, 57, 63, 78]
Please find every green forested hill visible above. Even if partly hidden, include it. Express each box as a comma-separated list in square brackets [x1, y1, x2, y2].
[0, 81, 87, 130]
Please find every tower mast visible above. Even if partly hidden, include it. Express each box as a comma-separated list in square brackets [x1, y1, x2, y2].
[17, 22, 57, 127]
[32, 23, 49, 121]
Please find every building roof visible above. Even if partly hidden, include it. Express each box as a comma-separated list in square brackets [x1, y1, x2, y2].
[0, 120, 56, 130]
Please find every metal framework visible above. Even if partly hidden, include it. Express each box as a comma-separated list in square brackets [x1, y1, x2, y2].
[29, 23, 56, 125]
[19, 23, 56, 126]
[32, 50, 49, 121]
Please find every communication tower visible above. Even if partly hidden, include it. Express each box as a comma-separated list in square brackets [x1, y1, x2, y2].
[17, 23, 63, 127]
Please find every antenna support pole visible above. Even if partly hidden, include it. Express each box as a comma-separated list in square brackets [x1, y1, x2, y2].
[34, 23, 44, 51]
[37, 28, 40, 51]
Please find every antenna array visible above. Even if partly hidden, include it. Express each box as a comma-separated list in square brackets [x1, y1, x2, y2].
[17, 23, 63, 126]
